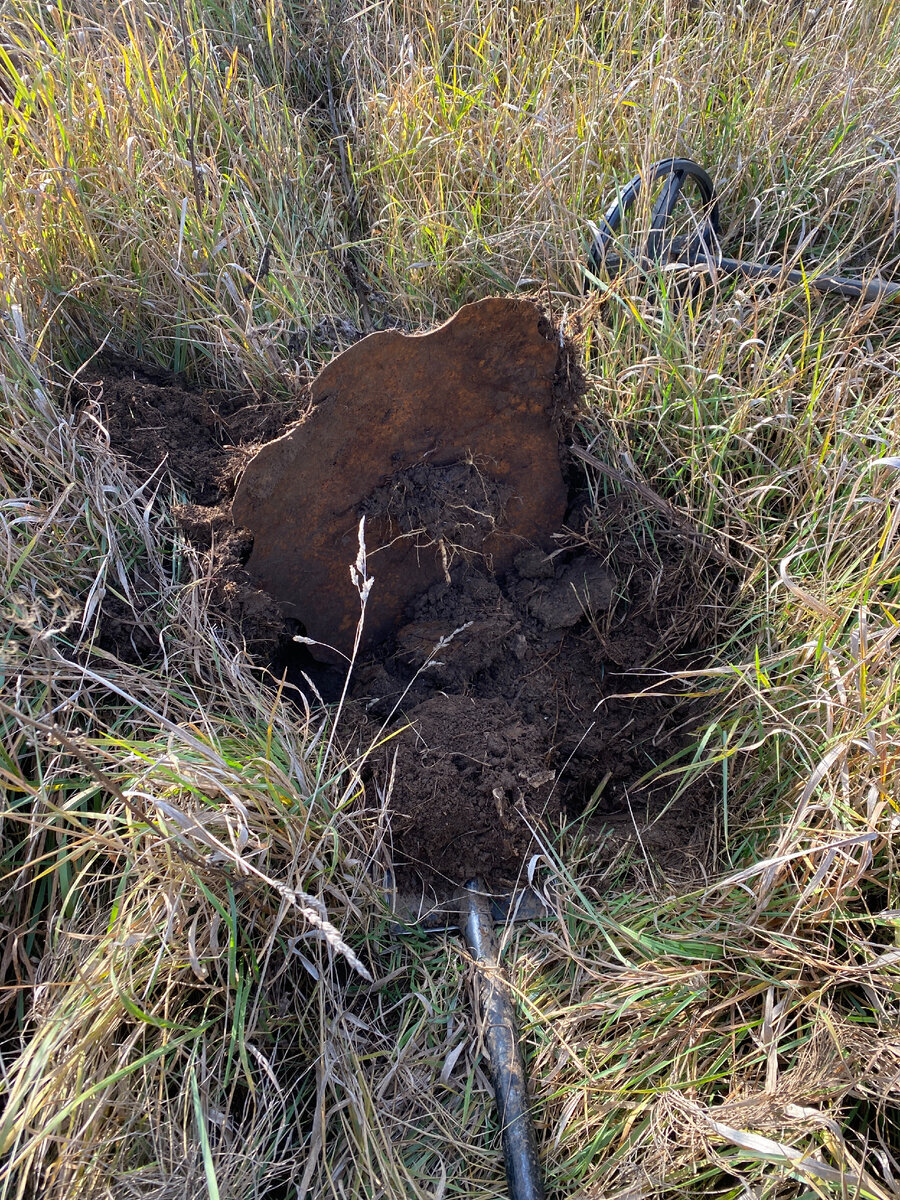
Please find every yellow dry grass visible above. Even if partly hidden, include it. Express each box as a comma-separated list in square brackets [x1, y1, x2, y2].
[1, 0, 900, 1196]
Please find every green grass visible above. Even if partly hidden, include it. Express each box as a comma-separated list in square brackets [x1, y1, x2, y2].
[2, 0, 900, 1196]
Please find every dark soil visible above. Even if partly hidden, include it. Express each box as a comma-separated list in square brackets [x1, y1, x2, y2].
[360, 459, 513, 563]
[82, 340, 723, 894]
[336, 527, 717, 889]
[96, 589, 160, 663]
[76, 355, 304, 654]
[85, 353, 300, 502]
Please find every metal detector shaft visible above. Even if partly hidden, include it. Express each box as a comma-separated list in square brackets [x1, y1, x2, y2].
[713, 252, 900, 303]
[462, 880, 545, 1200]
[604, 239, 900, 304]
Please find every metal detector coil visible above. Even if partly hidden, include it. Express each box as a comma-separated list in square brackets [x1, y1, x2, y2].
[590, 156, 900, 305]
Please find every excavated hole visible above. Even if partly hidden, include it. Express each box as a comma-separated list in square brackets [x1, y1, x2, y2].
[87, 350, 724, 896]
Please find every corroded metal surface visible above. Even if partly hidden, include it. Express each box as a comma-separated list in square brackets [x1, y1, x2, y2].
[232, 297, 567, 659]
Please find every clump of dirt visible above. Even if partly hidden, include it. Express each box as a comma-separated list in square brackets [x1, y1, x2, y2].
[337, 523, 716, 889]
[76, 355, 305, 654]
[360, 459, 512, 568]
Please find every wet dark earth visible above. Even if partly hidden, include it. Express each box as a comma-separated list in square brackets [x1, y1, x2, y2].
[82, 323, 723, 894]
[337, 534, 713, 887]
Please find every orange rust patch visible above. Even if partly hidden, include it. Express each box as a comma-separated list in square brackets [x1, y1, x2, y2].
[232, 298, 567, 658]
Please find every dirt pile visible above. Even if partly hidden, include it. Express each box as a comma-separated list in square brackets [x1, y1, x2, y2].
[85, 314, 720, 892]
[350, 547, 618, 882]
[337, 529, 711, 887]
[77, 356, 303, 657]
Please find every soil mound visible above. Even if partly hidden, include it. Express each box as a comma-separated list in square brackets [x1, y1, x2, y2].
[83, 317, 721, 892]
[77, 356, 303, 655]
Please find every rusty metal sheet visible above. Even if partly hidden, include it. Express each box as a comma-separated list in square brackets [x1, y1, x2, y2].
[232, 297, 567, 660]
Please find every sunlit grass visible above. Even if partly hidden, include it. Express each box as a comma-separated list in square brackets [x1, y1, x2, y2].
[2, 0, 900, 1196]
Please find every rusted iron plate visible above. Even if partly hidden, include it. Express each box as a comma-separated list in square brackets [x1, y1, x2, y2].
[232, 297, 567, 660]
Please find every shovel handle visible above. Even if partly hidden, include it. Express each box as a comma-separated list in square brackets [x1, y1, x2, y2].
[462, 880, 545, 1200]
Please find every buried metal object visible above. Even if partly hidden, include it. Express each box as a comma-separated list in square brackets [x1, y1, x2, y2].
[232, 296, 568, 661]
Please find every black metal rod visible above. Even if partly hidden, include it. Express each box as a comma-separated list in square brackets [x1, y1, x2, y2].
[716, 252, 900, 303]
[601, 241, 900, 304]
[461, 879, 545, 1200]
